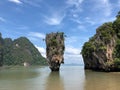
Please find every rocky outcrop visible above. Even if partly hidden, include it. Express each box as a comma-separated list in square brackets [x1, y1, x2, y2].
[81, 12, 120, 71]
[46, 32, 65, 71]
[0, 33, 4, 66]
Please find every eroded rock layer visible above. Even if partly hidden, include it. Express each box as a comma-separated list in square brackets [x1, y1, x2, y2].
[46, 32, 65, 71]
[81, 12, 120, 71]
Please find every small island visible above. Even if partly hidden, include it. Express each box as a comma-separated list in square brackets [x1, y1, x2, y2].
[45, 32, 65, 71]
[81, 12, 120, 72]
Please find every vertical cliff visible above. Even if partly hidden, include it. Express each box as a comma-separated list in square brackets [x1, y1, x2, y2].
[82, 22, 116, 71]
[81, 12, 120, 71]
[0, 33, 4, 66]
[46, 32, 65, 71]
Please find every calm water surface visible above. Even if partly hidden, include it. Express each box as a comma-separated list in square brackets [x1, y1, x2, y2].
[0, 65, 120, 90]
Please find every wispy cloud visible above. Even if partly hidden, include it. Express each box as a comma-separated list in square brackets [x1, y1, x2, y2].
[35, 44, 83, 64]
[66, 0, 83, 6]
[64, 45, 83, 64]
[44, 13, 65, 25]
[22, 0, 42, 7]
[66, 0, 84, 14]
[35, 45, 46, 57]
[118, 0, 120, 4]
[93, 0, 112, 17]
[64, 54, 83, 64]
[85, 17, 96, 25]
[28, 32, 45, 39]
[65, 46, 80, 55]
[77, 25, 86, 30]
[65, 36, 78, 45]
[8, 0, 22, 4]
[66, 36, 88, 46]
[66, 0, 83, 9]
[16, 25, 29, 30]
[71, 18, 82, 24]
[115, 0, 120, 8]
[0, 17, 6, 22]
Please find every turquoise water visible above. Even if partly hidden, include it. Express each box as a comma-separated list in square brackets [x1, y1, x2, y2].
[0, 65, 120, 90]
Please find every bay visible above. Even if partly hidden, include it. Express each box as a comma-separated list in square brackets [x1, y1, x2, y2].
[0, 65, 120, 90]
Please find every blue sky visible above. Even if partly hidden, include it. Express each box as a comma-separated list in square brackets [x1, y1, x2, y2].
[0, 0, 120, 64]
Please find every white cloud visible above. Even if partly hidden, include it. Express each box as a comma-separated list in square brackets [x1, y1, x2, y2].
[8, 0, 22, 4]
[119, 0, 120, 4]
[66, 36, 78, 45]
[93, 0, 112, 17]
[85, 17, 96, 25]
[35, 45, 46, 58]
[64, 54, 83, 64]
[22, 0, 42, 7]
[17, 26, 29, 30]
[35, 44, 83, 64]
[66, 0, 84, 13]
[99, 17, 116, 24]
[71, 18, 82, 24]
[65, 36, 88, 46]
[65, 46, 80, 55]
[78, 25, 86, 30]
[66, 0, 83, 8]
[28, 32, 45, 39]
[44, 13, 65, 25]
[64, 45, 83, 64]
[0, 17, 6, 22]
[72, 14, 79, 18]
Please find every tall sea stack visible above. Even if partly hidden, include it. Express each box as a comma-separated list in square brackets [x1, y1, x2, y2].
[46, 32, 65, 71]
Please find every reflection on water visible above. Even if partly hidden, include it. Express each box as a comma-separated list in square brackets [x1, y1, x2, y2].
[45, 72, 64, 90]
[84, 70, 120, 90]
[0, 67, 39, 80]
[60, 66, 85, 90]
[0, 66, 120, 90]
[45, 66, 85, 90]
[0, 66, 46, 90]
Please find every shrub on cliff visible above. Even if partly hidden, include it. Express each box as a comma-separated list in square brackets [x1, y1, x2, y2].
[81, 11, 120, 71]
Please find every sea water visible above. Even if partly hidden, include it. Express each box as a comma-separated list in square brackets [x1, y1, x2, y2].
[0, 65, 120, 90]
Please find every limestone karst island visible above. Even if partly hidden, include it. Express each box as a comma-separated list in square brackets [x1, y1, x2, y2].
[1, 12, 120, 73]
[1, 0, 120, 90]
[81, 12, 120, 72]
[45, 32, 65, 71]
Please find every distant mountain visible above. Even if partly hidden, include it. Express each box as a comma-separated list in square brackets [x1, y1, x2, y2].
[0, 33, 47, 66]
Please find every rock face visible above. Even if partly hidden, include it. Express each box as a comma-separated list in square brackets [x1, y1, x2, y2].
[0, 33, 4, 66]
[81, 12, 120, 71]
[46, 32, 65, 71]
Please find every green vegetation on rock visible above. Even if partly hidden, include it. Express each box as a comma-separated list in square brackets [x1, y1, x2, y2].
[46, 32, 65, 71]
[0, 34, 47, 66]
[81, 11, 120, 71]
